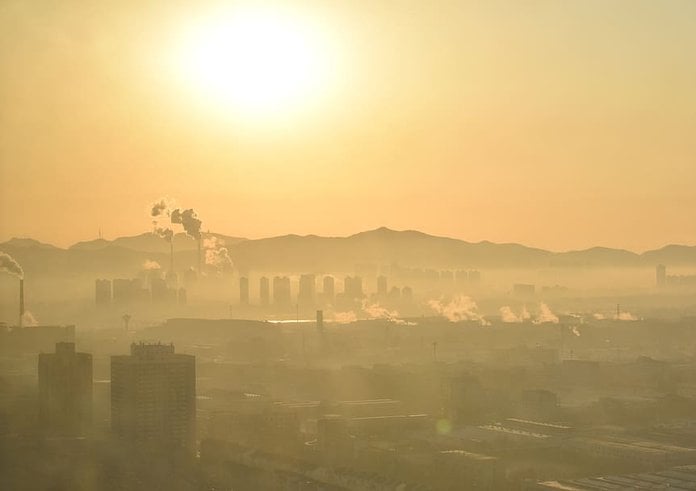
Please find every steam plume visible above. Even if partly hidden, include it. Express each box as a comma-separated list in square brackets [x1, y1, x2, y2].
[428, 295, 489, 325]
[0, 252, 24, 278]
[533, 302, 559, 324]
[614, 311, 638, 321]
[171, 208, 202, 239]
[203, 236, 233, 271]
[570, 326, 581, 337]
[150, 198, 176, 242]
[21, 311, 38, 327]
[142, 260, 161, 270]
[333, 311, 357, 324]
[362, 301, 412, 325]
[499, 305, 531, 323]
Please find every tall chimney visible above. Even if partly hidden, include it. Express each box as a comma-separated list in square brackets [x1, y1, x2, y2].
[316, 310, 324, 332]
[19, 278, 24, 328]
[170, 240, 174, 274]
[197, 238, 202, 276]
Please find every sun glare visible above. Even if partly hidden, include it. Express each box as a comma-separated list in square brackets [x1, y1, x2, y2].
[175, 7, 334, 119]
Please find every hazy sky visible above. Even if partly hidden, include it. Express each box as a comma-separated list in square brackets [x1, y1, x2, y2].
[1, 0, 695, 251]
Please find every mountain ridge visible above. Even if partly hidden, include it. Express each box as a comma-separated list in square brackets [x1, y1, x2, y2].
[1, 227, 695, 277]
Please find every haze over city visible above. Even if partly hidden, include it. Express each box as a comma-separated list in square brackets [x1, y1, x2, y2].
[2, 1, 696, 491]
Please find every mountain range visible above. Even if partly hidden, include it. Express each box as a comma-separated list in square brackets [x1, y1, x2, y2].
[1, 228, 695, 278]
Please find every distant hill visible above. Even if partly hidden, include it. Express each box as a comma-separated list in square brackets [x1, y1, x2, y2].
[70, 232, 247, 254]
[641, 245, 696, 266]
[1, 228, 695, 279]
[230, 227, 552, 271]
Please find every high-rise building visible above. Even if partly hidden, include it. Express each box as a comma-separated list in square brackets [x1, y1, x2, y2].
[469, 270, 481, 285]
[401, 286, 413, 302]
[273, 276, 292, 307]
[322, 276, 335, 305]
[95, 279, 111, 305]
[39, 342, 92, 436]
[455, 270, 469, 285]
[656, 264, 667, 288]
[111, 343, 196, 452]
[240, 277, 249, 305]
[113, 278, 148, 303]
[298, 274, 316, 307]
[377, 275, 388, 296]
[343, 276, 363, 300]
[344, 276, 363, 299]
[259, 277, 270, 306]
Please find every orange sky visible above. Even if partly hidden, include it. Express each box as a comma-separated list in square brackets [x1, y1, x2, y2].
[1, 0, 695, 251]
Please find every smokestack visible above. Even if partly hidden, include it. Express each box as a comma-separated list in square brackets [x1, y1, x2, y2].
[197, 238, 202, 276]
[170, 240, 174, 274]
[19, 278, 24, 328]
[316, 310, 324, 332]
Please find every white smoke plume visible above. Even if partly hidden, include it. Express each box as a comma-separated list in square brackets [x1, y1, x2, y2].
[203, 236, 233, 271]
[0, 252, 24, 278]
[500, 306, 519, 323]
[499, 305, 532, 323]
[593, 313, 606, 320]
[333, 311, 357, 324]
[142, 260, 161, 270]
[21, 311, 38, 327]
[428, 295, 489, 325]
[171, 208, 202, 239]
[362, 301, 413, 325]
[533, 302, 559, 324]
[570, 326, 581, 337]
[615, 311, 639, 321]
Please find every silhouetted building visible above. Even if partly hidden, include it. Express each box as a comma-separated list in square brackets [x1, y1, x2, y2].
[151, 277, 176, 304]
[455, 270, 469, 285]
[273, 276, 291, 307]
[95, 279, 111, 305]
[469, 270, 481, 285]
[113, 278, 148, 303]
[298, 274, 316, 307]
[322, 275, 335, 305]
[388, 286, 401, 301]
[39, 342, 92, 436]
[178, 287, 187, 305]
[657, 264, 667, 288]
[440, 270, 454, 283]
[513, 283, 535, 297]
[401, 286, 413, 302]
[259, 276, 270, 306]
[344, 276, 363, 299]
[111, 343, 196, 453]
[377, 275, 388, 296]
[239, 277, 249, 305]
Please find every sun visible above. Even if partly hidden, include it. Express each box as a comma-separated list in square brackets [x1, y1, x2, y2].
[175, 7, 334, 119]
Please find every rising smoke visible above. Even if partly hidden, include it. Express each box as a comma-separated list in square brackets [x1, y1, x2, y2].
[332, 311, 358, 324]
[533, 302, 560, 324]
[203, 236, 233, 271]
[21, 311, 38, 327]
[362, 301, 412, 325]
[142, 260, 162, 270]
[0, 252, 24, 278]
[499, 305, 532, 323]
[150, 197, 176, 242]
[171, 208, 202, 239]
[428, 296, 489, 325]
